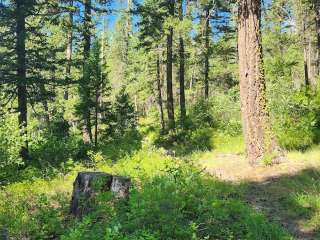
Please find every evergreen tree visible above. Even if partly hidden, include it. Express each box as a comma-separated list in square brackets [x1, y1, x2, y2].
[238, 0, 281, 164]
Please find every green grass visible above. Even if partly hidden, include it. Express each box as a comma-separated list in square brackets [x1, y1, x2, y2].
[257, 168, 320, 237]
[212, 132, 245, 154]
[4, 126, 320, 240]
[0, 147, 293, 240]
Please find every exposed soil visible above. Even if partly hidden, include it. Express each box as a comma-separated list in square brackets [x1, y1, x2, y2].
[200, 152, 320, 240]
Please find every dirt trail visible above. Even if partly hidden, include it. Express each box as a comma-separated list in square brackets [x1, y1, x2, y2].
[200, 151, 320, 240]
[200, 152, 320, 183]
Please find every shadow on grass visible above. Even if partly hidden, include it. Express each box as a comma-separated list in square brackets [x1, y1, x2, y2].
[153, 128, 215, 157]
[245, 168, 320, 240]
[99, 129, 143, 162]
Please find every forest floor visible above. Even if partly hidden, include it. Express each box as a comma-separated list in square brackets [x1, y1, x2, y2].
[199, 147, 320, 240]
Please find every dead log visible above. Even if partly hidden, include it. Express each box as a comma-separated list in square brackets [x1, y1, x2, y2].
[70, 172, 130, 218]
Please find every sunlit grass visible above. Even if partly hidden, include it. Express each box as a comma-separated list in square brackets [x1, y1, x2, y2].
[212, 132, 245, 154]
[287, 145, 320, 162]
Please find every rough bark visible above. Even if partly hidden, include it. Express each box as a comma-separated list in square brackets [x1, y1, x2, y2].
[0, 227, 8, 240]
[316, 0, 320, 79]
[166, 0, 175, 129]
[178, 0, 186, 122]
[40, 84, 50, 124]
[124, 0, 132, 65]
[94, 86, 99, 147]
[70, 172, 130, 218]
[64, 0, 73, 101]
[204, 9, 210, 99]
[238, 0, 281, 165]
[16, 0, 28, 160]
[303, 20, 310, 87]
[83, 0, 93, 143]
[157, 54, 165, 131]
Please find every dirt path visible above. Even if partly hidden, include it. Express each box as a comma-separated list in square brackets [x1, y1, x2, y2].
[199, 150, 320, 239]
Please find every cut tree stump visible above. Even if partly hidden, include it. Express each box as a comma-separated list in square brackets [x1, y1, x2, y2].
[0, 227, 8, 240]
[70, 172, 130, 218]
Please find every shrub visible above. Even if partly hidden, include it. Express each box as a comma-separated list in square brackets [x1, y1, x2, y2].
[30, 135, 78, 169]
[272, 90, 320, 150]
[0, 113, 24, 179]
[154, 128, 214, 156]
[188, 99, 215, 129]
[210, 88, 242, 136]
[61, 162, 291, 240]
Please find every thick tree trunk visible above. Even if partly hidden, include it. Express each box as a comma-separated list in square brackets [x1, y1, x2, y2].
[16, 0, 28, 160]
[83, 0, 93, 143]
[178, 0, 186, 122]
[157, 54, 165, 131]
[204, 9, 210, 99]
[238, 0, 281, 165]
[166, 0, 175, 129]
[64, 0, 73, 101]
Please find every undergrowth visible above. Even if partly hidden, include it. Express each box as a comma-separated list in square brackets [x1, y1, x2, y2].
[0, 148, 292, 240]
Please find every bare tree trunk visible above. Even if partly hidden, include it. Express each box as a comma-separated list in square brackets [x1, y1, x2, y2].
[204, 9, 210, 99]
[238, 0, 281, 165]
[123, 0, 132, 65]
[178, 0, 186, 122]
[65, 0, 73, 100]
[302, 12, 311, 87]
[94, 87, 99, 147]
[40, 84, 50, 124]
[315, 0, 320, 82]
[83, 0, 93, 143]
[157, 54, 165, 132]
[16, 0, 28, 160]
[166, 0, 175, 129]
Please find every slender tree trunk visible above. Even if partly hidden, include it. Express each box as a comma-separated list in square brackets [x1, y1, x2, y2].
[40, 84, 50, 124]
[178, 0, 186, 122]
[302, 12, 310, 87]
[238, 0, 281, 165]
[166, 0, 175, 129]
[315, 0, 320, 81]
[157, 54, 165, 132]
[83, 0, 93, 143]
[124, 0, 132, 65]
[204, 9, 210, 99]
[94, 87, 99, 147]
[65, 0, 73, 100]
[16, 0, 28, 160]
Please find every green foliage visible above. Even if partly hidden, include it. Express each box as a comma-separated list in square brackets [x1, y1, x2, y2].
[62, 160, 291, 240]
[0, 114, 24, 170]
[0, 176, 72, 239]
[188, 99, 215, 128]
[109, 88, 137, 136]
[0, 148, 294, 240]
[48, 113, 70, 139]
[272, 90, 320, 150]
[210, 89, 242, 136]
[154, 128, 214, 156]
[100, 129, 142, 161]
[29, 134, 79, 169]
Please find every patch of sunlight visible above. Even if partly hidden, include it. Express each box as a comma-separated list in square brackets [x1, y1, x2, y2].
[287, 146, 320, 163]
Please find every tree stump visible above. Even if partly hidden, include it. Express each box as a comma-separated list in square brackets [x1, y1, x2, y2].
[111, 176, 131, 199]
[70, 172, 130, 218]
[0, 227, 8, 240]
